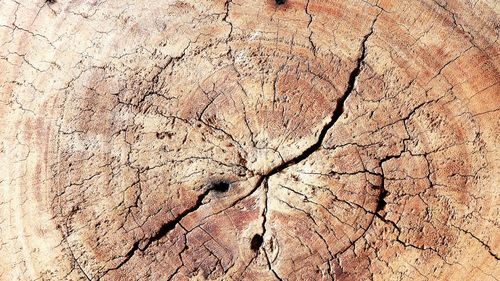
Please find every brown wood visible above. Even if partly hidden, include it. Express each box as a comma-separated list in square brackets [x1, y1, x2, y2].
[0, 0, 498, 280]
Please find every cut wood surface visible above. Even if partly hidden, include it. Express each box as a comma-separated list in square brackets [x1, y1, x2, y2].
[0, 0, 499, 280]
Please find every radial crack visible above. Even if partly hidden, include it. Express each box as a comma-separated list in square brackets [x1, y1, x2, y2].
[212, 13, 381, 224]
[263, 14, 379, 179]
[249, 13, 380, 278]
[262, 179, 270, 236]
[108, 185, 217, 272]
[111, 12, 379, 277]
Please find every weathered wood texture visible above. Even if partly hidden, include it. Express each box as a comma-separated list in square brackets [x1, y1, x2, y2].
[0, 0, 498, 280]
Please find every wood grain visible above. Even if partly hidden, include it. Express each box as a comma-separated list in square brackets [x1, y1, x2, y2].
[0, 0, 498, 280]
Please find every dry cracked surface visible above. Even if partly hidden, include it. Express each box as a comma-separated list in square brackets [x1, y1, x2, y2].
[0, 0, 499, 280]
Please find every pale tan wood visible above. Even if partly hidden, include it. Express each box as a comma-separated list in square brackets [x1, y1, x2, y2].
[0, 0, 498, 280]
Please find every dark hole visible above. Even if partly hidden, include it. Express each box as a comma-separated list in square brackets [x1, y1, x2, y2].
[46, 0, 56, 4]
[376, 199, 386, 212]
[212, 181, 230, 193]
[275, 0, 286, 5]
[375, 190, 388, 212]
[250, 234, 263, 251]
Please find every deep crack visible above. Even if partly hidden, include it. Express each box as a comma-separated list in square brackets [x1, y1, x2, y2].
[251, 13, 380, 277]
[261, 15, 377, 180]
[211, 13, 381, 227]
[108, 183, 220, 272]
[111, 12, 379, 276]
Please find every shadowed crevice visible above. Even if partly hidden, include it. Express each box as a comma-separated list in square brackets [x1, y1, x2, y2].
[108, 181, 232, 272]
[209, 13, 382, 230]
[254, 13, 380, 188]
[245, 14, 381, 277]
[109, 11, 380, 276]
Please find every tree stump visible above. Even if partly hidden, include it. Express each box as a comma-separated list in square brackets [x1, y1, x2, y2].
[0, 0, 498, 280]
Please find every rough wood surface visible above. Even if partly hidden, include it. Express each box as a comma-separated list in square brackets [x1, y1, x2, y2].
[0, 0, 499, 280]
